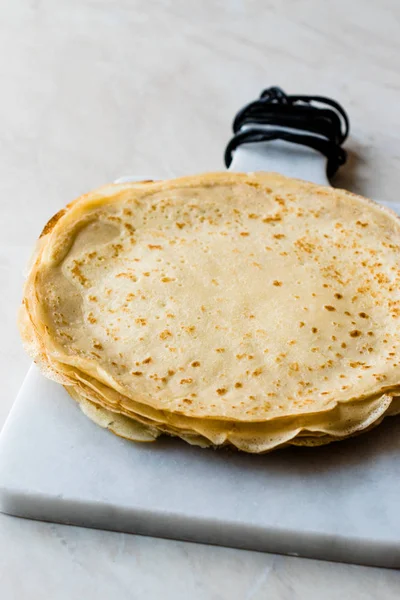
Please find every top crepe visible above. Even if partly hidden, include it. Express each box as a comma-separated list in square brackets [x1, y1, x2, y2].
[19, 172, 400, 448]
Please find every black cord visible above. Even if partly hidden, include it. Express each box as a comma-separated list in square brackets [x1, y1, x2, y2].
[225, 87, 349, 177]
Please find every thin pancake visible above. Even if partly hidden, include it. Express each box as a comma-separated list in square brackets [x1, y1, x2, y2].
[19, 172, 400, 451]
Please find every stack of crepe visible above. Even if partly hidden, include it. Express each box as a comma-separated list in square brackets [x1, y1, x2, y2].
[19, 172, 400, 452]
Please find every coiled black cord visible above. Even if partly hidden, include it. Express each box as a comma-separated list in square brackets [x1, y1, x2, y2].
[224, 87, 349, 178]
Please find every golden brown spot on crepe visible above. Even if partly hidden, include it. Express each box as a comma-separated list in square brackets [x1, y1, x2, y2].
[273, 280, 282, 286]
[160, 330, 172, 340]
[136, 318, 147, 326]
[142, 357, 152, 364]
[374, 373, 387, 381]
[116, 272, 137, 282]
[216, 348, 225, 353]
[324, 305, 336, 312]
[376, 273, 391, 285]
[167, 369, 175, 376]
[60, 332, 73, 341]
[182, 398, 192, 405]
[87, 313, 97, 324]
[312, 327, 318, 333]
[248, 213, 259, 219]
[71, 261, 88, 286]
[148, 244, 162, 250]
[234, 382, 243, 388]
[180, 378, 193, 384]
[191, 361, 201, 367]
[349, 361, 365, 368]
[161, 277, 175, 283]
[273, 234, 285, 239]
[263, 215, 282, 223]
[112, 243, 123, 257]
[176, 222, 185, 229]
[299, 321, 305, 328]
[350, 330, 362, 338]
[216, 388, 227, 396]
[359, 312, 369, 318]
[88, 295, 97, 302]
[295, 238, 315, 253]
[252, 368, 263, 377]
[124, 222, 135, 233]
[107, 215, 122, 223]
[334, 293, 343, 299]
[40, 208, 66, 237]
[93, 342, 103, 350]
[182, 325, 196, 334]
[132, 371, 143, 376]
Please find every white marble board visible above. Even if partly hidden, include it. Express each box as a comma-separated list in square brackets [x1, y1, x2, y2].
[1, 144, 400, 569]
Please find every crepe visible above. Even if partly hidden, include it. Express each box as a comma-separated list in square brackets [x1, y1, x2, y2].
[19, 172, 400, 452]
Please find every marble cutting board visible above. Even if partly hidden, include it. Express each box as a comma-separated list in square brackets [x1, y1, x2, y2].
[1, 141, 400, 569]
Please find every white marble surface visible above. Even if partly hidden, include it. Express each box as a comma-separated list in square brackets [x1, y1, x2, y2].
[4, 365, 400, 570]
[1, 0, 400, 597]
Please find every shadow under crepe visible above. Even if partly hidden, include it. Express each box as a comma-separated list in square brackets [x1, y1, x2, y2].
[331, 145, 369, 197]
[145, 412, 400, 476]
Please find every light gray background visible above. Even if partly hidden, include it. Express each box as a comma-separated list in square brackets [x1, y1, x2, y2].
[1, 1, 400, 598]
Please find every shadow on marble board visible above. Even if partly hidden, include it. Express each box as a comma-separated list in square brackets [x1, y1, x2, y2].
[331, 146, 368, 197]
[143, 413, 400, 477]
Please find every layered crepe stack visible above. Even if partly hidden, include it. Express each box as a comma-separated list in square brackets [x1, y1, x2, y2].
[19, 172, 400, 452]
